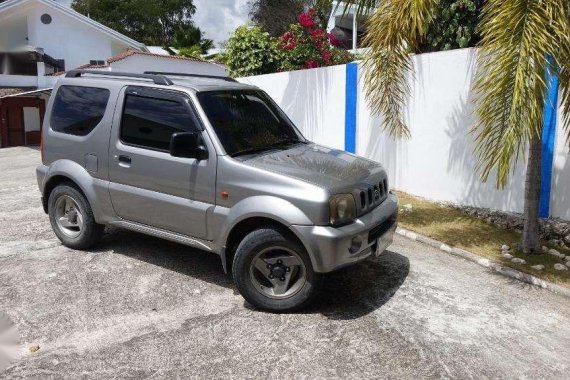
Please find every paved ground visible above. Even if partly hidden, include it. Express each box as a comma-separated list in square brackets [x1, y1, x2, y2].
[1, 147, 569, 379]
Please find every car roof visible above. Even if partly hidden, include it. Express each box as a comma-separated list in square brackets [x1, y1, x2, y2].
[58, 70, 259, 94]
[169, 77, 258, 92]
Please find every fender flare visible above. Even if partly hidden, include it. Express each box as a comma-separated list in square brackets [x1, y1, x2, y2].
[217, 195, 316, 272]
[42, 160, 114, 223]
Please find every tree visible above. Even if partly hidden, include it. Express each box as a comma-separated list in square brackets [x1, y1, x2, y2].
[71, 0, 203, 47]
[420, 0, 484, 52]
[249, 0, 305, 37]
[224, 25, 282, 77]
[248, 0, 332, 37]
[360, 0, 570, 253]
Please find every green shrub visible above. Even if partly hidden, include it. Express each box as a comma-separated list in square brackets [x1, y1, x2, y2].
[225, 25, 282, 77]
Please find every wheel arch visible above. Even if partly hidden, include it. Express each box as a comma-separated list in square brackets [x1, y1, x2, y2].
[41, 159, 114, 223]
[42, 174, 86, 213]
[221, 216, 311, 275]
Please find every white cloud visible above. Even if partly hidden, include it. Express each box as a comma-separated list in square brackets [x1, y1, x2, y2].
[193, 0, 250, 46]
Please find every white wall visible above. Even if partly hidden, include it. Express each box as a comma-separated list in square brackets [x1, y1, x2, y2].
[358, 48, 527, 213]
[26, 2, 128, 70]
[0, 74, 38, 87]
[239, 65, 347, 150]
[109, 55, 227, 76]
[238, 48, 567, 218]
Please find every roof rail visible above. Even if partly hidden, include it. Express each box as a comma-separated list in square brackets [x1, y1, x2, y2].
[143, 71, 237, 83]
[65, 70, 173, 85]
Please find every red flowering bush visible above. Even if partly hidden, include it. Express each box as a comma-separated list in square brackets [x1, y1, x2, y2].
[277, 8, 353, 71]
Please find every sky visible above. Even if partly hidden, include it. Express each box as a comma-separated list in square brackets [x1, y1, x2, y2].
[193, 0, 251, 46]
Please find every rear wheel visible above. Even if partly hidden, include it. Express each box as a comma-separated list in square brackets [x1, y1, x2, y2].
[232, 228, 322, 312]
[48, 184, 104, 249]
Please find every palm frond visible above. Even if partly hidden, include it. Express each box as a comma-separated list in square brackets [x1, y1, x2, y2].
[361, 0, 438, 138]
[335, 0, 379, 17]
[473, 0, 570, 188]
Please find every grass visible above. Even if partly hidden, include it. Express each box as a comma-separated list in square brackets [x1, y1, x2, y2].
[396, 191, 570, 288]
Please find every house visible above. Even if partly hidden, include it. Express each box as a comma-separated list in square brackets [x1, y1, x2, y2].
[326, 1, 373, 51]
[0, 0, 147, 88]
[78, 50, 227, 77]
[0, 0, 227, 148]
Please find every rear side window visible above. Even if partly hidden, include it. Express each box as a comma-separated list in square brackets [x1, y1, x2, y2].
[50, 86, 110, 136]
[120, 93, 199, 151]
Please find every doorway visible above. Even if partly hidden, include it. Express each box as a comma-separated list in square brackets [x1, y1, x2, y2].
[0, 97, 45, 147]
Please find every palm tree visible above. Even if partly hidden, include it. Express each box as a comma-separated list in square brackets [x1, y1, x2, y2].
[342, 0, 569, 254]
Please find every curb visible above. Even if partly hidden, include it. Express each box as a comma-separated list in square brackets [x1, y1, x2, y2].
[396, 227, 570, 300]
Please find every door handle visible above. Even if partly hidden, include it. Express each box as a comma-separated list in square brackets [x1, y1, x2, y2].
[118, 155, 131, 164]
[115, 154, 132, 167]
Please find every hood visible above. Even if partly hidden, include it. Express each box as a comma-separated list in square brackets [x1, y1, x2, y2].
[243, 143, 385, 191]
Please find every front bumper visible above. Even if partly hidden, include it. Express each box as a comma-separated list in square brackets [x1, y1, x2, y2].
[293, 192, 399, 273]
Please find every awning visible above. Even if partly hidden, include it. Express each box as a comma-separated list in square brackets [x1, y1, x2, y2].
[0, 88, 53, 99]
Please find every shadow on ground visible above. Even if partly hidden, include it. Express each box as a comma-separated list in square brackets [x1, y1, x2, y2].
[94, 228, 410, 320]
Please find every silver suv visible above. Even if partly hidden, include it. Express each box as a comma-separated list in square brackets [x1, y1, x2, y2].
[36, 70, 398, 312]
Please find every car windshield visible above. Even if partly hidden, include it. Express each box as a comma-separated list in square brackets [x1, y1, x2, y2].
[196, 90, 305, 157]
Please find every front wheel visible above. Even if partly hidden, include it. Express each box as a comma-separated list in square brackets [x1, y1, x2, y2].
[232, 228, 322, 312]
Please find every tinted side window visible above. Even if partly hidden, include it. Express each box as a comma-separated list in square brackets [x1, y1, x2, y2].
[50, 86, 110, 136]
[120, 94, 198, 151]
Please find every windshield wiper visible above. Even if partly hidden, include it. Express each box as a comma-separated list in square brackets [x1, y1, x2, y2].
[231, 139, 306, 158]
[231, 146, 277, 157]
[267, 138, 306, 148]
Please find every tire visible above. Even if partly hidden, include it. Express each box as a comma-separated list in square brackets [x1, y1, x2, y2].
[48, 184, 104, 250]
[232, 227, 322, 312]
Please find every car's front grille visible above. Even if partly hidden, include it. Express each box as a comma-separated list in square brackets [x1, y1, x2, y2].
[359, 178, 388, 211]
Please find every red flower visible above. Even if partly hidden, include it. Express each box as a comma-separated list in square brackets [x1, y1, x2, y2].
[283, 42, 296, 50]
[298, 12, 315, 28]
[321, 51, 331, 62]
[310, 28, 326, 40]
[328, 32, 341, 47]
[279, 31, 294, 43]
[304, 59, 319, 69]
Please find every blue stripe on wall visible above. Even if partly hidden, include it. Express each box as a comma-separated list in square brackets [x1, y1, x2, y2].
[345, 62, 358, 153]
[539, 58, 559, 219]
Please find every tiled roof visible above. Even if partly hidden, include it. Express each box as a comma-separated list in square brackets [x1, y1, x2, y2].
[0, 87, 36, 97]
[107, 50, 204, 63]
[76, 63, 109, 69]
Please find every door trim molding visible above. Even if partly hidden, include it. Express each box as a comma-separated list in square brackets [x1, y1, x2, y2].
[110, 219, 216, 252]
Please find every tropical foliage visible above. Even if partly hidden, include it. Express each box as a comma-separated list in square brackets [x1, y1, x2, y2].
[224, 25, 283, 77]
[248, 0, 332, 37]
[421, 0, 483, 52]
[71, 0, 210, 49]
[278, 8, 353, 71]
[360, 0, 570, 253]
[226, 9, 353, 76]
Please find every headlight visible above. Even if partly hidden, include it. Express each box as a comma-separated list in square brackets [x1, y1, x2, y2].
[329, 194, 356, 226]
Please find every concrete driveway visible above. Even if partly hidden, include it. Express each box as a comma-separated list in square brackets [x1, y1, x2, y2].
[1, 147, 569, 379]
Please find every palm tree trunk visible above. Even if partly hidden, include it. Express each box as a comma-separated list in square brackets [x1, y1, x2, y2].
[521, 135, 542, 254]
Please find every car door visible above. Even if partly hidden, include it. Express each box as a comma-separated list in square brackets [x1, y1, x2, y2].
[108, 85, 216, 239]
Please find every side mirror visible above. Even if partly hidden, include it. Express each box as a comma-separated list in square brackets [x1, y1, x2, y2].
[170, 132, 209, 160]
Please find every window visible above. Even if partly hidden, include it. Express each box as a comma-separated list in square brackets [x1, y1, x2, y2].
[120, 91, 199, 151]
[40, 13, 52, 24]
[50, 86, 110, 136]
[196, 90, 304, 157]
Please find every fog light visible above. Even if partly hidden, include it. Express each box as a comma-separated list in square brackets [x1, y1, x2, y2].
[349, 236, 362, 254]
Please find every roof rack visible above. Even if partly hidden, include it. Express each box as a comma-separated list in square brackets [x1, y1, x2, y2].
[143, 71, 237, 83]
[65, 70, 173, 85]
